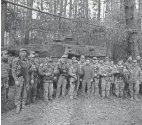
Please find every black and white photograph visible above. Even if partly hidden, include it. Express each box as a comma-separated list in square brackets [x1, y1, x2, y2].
[1, 0, 142, 125]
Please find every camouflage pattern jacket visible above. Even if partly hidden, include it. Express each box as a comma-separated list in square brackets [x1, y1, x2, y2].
[12, 57, 33, 85]
[39, 62, 54, 80]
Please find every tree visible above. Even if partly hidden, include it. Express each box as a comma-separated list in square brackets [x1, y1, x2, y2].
[24, 0, 34, 45]
[97, 0, 101, 22]
[69, 0, 72, 18]
[124, 0, 139, 57]
[1, 1, 7, 47]
[64, 0, 68, 16]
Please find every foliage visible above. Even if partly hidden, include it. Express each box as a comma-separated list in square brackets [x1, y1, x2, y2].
[3, 0, 142, 59]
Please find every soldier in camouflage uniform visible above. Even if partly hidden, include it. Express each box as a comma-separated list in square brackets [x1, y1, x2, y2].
[110, 60, 116, 95]
[12, 48, 34, 114]
[56, 55, 69, 99]
[1, 51, 10, 101]
[69, 57, 78, 99]
[39, 58, 54, 102]
[114, 60, 125, 97]
[136, 56, 142, 94]
[91, 57, 100, 96]
[28, 52, 40, 103]
[100, 57, 114, 98]
[129, 60, 141, 101]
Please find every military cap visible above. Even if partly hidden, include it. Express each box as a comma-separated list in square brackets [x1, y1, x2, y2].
[133, 60, 137, 63]
[136, 56, 141, 60]
[28, 54, 35, 58]
[93, 57, 97, 60]
[30, 51, 36, 54]
[86, 58, 90, 61]
[20, 48, 27, 52]
[72, 57, 76, 60]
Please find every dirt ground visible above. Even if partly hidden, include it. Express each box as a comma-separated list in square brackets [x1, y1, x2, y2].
[1, 87, 142, 125]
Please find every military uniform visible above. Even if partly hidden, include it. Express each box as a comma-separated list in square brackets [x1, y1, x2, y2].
[12, 48, 33, 113]
[1, 59, 10, 100]
[100, 62, 114, 98]
[69, 60, 78, 99]
[39, 59, 54, 102]
[29, 55, 40, 103]
[115, 64, 125, 97]
[91, 62, 100, 96]
[129, 62, 141, 100]
[56, 60, 69, 98]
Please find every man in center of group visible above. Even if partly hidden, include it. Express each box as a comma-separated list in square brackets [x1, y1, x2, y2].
[81, 58, 94, 97]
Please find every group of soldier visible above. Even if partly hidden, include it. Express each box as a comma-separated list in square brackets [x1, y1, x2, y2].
[1, 48, 142, 114]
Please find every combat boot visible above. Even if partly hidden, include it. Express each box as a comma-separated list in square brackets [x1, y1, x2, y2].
[16, 105, 21, 114]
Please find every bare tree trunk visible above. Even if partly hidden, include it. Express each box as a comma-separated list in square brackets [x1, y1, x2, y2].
[54, 0, 57, 15]
[64, 0, 68, 16]
[69, 0, 72, 18]
[124, 0, 138, 57]
[74, 0, 78, 17]
[24, 0, 34, 45]
[139, 0, 142, 28]
[85, 0, 88, 19]
[60, 0, 64, 16]
[98, 0, 101, 22]
[1, 1, 7, 48]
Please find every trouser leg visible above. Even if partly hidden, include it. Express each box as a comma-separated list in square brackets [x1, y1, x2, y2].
[129, 83, 134, 98]
[82, 80, 87, 95]
[32, 79, 38, 102]
[94, 79, 99, 96]
[49, 81, 53, 99]
[119, 80, 125, 97]
[15, 81, 23, 107]
[21, 82, 28, 108]
[134, 81, 140, 99]
[115, 80, 119, 97]
[76, 77, 80, 95]
[56, 76, 63, 98]
[69, 78, 75, 97]
[101, 78, 106, 97]
[4, 77, 9, 100]
[106, 80, 111, 97]
[44, 80, 49, 101]
[61, 77, 67, 97]
[87, 80, 91, 96]
[91, 81, 95, 95]
[124, 82, 129, 97]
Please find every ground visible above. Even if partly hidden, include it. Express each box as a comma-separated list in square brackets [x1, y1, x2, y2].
[1, 87, 142, 125]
